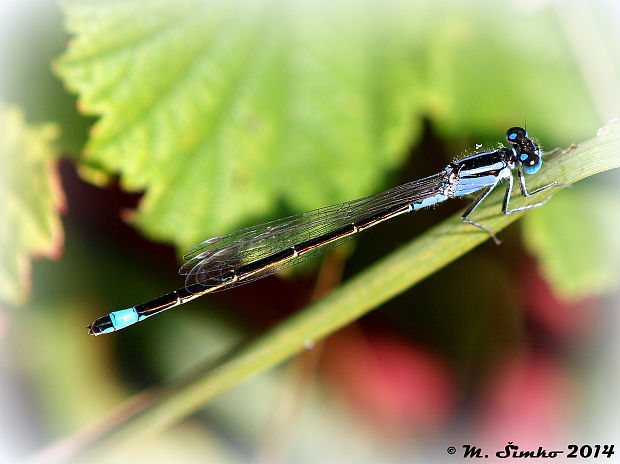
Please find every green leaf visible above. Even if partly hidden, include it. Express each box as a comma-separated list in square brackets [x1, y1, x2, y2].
[56, 0, 425, 249]
[50, 121, 620, 460]
[0, 102, 63, 305]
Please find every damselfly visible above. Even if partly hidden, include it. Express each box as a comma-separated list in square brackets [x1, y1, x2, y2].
[88, 127, 565, 335]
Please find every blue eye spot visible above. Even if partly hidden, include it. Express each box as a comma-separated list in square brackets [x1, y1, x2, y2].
[522, 156, 542, 175]
[508, 132, 518, 140]
[520, 153, 528, 161]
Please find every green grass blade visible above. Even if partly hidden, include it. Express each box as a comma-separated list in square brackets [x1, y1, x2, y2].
[37, 121, 620, 462]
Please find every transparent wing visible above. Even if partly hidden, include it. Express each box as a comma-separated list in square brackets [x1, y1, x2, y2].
[179, 172, 448, 288]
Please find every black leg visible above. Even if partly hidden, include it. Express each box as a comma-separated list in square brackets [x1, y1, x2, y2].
[542, 147, 563, 157]
[517, 168, 568, 197]
[503, 170, 567, 215]
[461, 182, 501, 245]
[543, 144, 577, 159]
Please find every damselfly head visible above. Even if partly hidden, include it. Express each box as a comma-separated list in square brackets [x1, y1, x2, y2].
[506, 126, 542, 175]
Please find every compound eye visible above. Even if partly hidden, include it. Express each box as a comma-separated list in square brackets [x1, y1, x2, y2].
[520, 153, 542, 174]
[506, 126, 528, 143]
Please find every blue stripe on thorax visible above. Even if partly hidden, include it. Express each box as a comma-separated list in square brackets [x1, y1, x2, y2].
[412, 193, 449, 210]
[458, 161, 506, 177]
[452, 174, 499, 197]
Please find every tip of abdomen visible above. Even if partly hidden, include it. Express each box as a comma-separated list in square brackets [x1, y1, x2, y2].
[87, 307, 139, 336]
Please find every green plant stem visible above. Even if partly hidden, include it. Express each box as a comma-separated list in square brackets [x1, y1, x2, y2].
[34, 121, 620, 463]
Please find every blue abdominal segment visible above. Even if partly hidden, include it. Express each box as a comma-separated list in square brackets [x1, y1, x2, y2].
[109, 307, 140, 331]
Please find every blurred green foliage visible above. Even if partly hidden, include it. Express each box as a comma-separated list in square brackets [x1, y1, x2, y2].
[0, 0, 91, 155]
[524, 182, 620, 299]
[0, 103, 62, 305]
